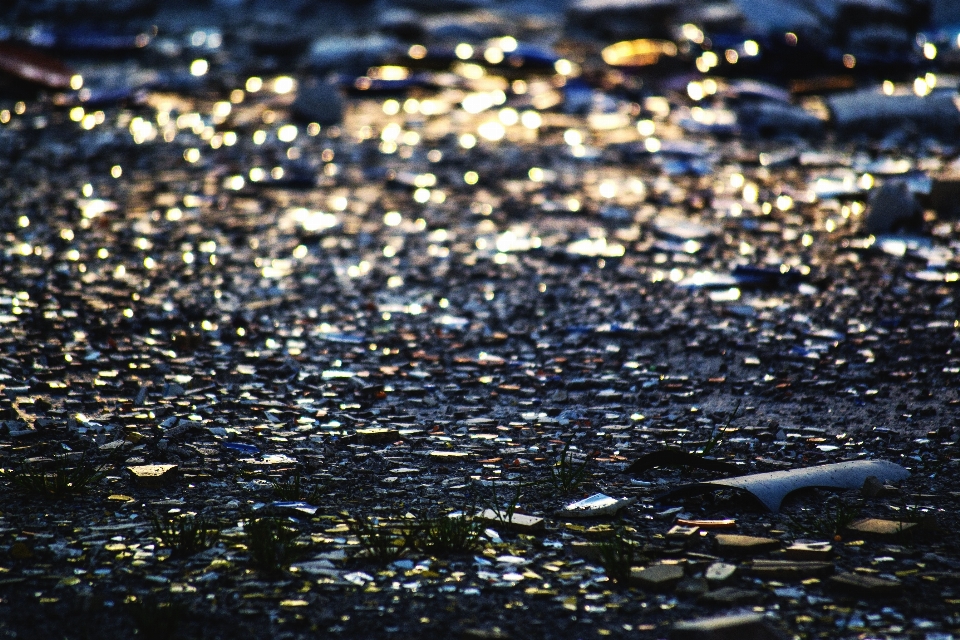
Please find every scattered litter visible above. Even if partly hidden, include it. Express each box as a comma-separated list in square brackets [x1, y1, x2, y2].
[562, 494, 636, 518]
[0, 2, 955, 637]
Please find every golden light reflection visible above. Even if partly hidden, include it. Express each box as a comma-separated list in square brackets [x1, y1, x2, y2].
[681, 24, 704, 44]
[477, 121, 505, 141]
[554, 59, 574, 75]
[602, 39, 677, 67]
[369, 66, 408, 81]
[484, 47, 504, 64]
[455, 62, 485, 79]
[687, 81, 705, 101]
[190, 59, 208, 76]
[520, 110, 541, 129]
[273, 76, 295, 94]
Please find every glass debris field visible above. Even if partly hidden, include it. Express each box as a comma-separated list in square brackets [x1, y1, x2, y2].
[1, 0, 960, 637]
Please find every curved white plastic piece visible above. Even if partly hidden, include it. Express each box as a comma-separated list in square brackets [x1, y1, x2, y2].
[663, 460, 910, 513]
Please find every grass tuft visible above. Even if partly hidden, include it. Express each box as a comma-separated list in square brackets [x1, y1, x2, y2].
[8, 452, 106, 497]
[701, 400, 741, 457]
[550, 441, 590, 494]
[245, 517, 301, 571]
[271, 472, 323, 503]
[152, 513, 219, 557]
[791, 498, 861, 540]
[596, 527, 640, 585]
[416, 513, 483, 556]
[346, 515, 409, 563]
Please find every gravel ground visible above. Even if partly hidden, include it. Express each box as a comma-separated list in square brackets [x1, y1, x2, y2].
[1, 1, 960, 638]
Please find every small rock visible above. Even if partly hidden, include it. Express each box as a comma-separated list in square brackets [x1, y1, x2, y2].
[351, 427, 400, 445]
[846, 518, 917, 537]
[859, 479, 900, 498]
[714, 534, 779, 556]
[462, 628, 510, 640]
[570, 541, 602, 561]
[699, 587, 764, 605]
[671, 612, 786, 639]
[630, 563, 685, 590]
[162, 383, 185, 398]
[864, 179, 921, 234]
[785, 542, 832, 560]
[667, 525, 700, 539]
[291, 559, 339, 577]
[829, 571, 901, 595]
[164, 421, 198, 439]
[676, 577, 709, 597]
[99, 440, 130, 452]
[291, 82, 344, 125]
[127, 464, 178, 487]
[749, 560, 834, 580]
[704, 562, 737, 582]
[860, 475, 884, 498]
[677, 518, 736, 530]
[929, 169, 960, 219]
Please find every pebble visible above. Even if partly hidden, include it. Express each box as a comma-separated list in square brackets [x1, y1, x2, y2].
[749, 560, 834, 580]
[671, 612, 786, 639]
[126, 464, 179, 486]
[846, 518, 918, 537]
[785, 542, 833, 560]
[714, 534, 780, 556]
[704, 562, 737, 582]
[829, 572, 902, 595]
[630, 563, 685, 590]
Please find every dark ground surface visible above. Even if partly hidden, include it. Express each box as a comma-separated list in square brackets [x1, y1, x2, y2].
[1, 1, 960, 638]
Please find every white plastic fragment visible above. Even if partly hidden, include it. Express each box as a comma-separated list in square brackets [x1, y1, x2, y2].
[662, 460, 910, 512]
[291, 559, 339, 577]
[271, 501, 319, 515]
[563, 493, 636, 517]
